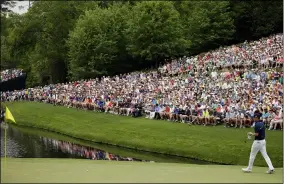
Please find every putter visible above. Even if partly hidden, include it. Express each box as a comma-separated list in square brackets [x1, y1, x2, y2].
[245, 133, 252, 143]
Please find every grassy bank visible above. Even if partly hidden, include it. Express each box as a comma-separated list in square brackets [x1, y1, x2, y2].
[1, 158, 282, 183]
[5, 101, 283, 167]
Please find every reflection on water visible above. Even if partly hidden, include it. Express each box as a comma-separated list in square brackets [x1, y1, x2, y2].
[40, 137, 152, 162]
[1, 124, 28, 158]
[0, 124, 152, 162]
[1, 124, 217, 165]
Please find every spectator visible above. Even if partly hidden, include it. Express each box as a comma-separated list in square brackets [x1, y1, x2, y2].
[268, 107, 283, 130]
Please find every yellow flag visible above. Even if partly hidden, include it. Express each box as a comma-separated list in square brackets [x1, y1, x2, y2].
[5, 107, 16, 123]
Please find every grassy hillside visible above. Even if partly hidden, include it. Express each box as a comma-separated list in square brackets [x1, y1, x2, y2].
[4, 101, 283, 167]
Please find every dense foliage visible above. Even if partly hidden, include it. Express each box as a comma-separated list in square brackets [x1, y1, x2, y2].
[1, 1, 283, 87]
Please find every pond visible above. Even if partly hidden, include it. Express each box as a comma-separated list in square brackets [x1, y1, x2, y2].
[0, 123, 215, 164]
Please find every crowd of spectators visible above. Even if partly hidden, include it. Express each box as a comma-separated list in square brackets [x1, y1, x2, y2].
[41, 137, 152, 162]
[1, 34, 283, 130]
[158, 34, 283, 75]
[0, 69, 23, 82]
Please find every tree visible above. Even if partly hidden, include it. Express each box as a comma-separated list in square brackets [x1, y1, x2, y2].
[230, 0, 283, 41]
[125, 1, 188, 67]
[1, 13, 22, 69]
[68, 3, 132, 80]
[178, 1, 235, 54]
[3, 0, 282, 87]
[7, 1, 98, 86]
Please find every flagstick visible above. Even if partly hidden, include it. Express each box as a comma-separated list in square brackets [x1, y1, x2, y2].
[4, 125, 7, 167]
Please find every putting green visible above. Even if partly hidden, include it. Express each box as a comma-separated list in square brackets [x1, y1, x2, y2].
[1, 158, 282, 183]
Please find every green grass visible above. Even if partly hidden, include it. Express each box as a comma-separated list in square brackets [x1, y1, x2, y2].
[1, 158, 282, 183]
[5, 101, 283, 167]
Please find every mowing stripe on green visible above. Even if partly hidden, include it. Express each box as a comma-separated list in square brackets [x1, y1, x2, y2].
[1, 158, 282, 183]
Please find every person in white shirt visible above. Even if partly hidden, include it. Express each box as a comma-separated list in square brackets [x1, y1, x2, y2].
[269, 108, 283, 130]
[144, 104, 152, 119]
[159, 105, 166, 120]
[168, 105, 175, 121]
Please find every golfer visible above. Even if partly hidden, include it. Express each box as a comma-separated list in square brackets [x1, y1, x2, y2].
[242, 110, 275, 174]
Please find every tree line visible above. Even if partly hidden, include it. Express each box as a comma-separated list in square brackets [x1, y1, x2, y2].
[1, 1, 282, 87]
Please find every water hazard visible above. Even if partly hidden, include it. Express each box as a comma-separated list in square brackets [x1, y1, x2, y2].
[1, 123, 214, 164]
